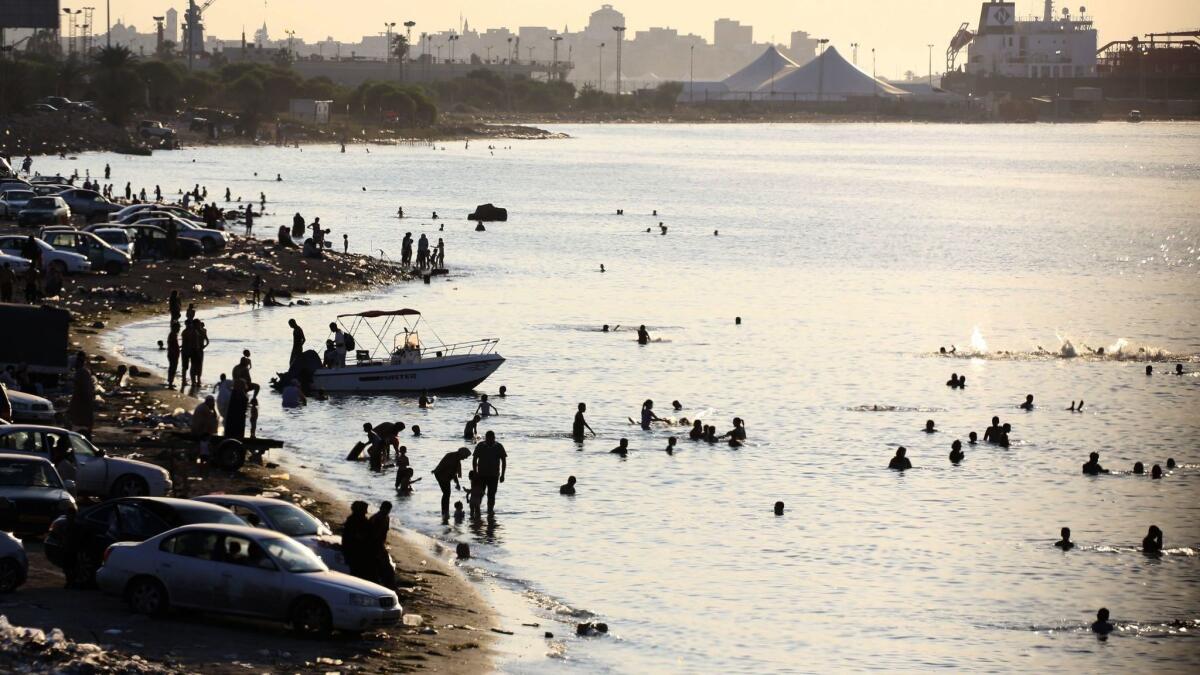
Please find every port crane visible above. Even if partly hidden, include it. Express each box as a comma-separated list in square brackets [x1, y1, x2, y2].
[183, 0, 218, 70]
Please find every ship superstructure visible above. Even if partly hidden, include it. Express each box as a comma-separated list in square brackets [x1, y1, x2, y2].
[948, 1, 1097, 79]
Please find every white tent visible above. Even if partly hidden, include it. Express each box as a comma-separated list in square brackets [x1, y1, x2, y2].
[757, 46, 908, 100]
[722, 45, 799, 93]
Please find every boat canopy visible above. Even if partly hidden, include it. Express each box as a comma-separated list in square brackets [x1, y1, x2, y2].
[337, 309, 421, 318]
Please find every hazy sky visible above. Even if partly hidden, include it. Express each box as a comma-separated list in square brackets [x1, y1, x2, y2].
[105, 1, 1199, 76]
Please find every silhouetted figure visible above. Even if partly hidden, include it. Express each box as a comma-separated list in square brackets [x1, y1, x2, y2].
[946, 373, 959, 387]
[1055, 527, 1075, 551]
[672, 400, 683, 411]
[1091, 608, 1114, 635]
[476, 393, 498, 417]
[640, 399, 664, 430]
[1146, 365, 1153, 376]
[1081, 452, 1108, 475]
[968, 431, 978, 445]
[432, 448, 471, 521]
[774, 501, 785, 516]
[1133, 462, 1144, 475]
[983, 416, 1001, 443]
[720, 418, 747, 442]
[949, 440, 964, 464]
[611, 438, 629, 456]
[923, 419, 937, 433]
[560, 476, 577, 495]
[498, 386, 507, 397]
[1166, 458, 1176, 469]
[637, 325, 650, 345]
[1175, 363, 1183, 375]
[1020, 394, 1034, 410]
[367, 502, 395, 589]
[419, 390, 430, 409]
[341, 501, 372, 580]
[473, 431, 507, 517]
[453, 501, 465, 522]
[665, 437, 677, 454]
[1151, 464, 1163, 479]
[573, 403, 595, 441]
[689, 420, 704, 441]
[1142, 525, 1163, 555]
[888, 447, 912, 471]
[289, 319, 305, 365]
[463, 414, 481, 440]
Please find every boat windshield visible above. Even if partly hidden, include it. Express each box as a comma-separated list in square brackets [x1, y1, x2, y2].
[405, 332, 421, 350]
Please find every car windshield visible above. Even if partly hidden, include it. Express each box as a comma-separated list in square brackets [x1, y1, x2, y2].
[3, 191, 34, 201]
[0, 459, 62, 488]
[263, 536, 328, 573]
[181, 509, 248, 527]
[28, 198, 57, 208]
[97, 231, 129, 245]
[260, 502, 327, 537]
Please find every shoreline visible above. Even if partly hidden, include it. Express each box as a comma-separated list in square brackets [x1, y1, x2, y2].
[2, 238, 500, 673]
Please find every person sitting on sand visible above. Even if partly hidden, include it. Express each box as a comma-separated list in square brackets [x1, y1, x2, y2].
[640, 399, 665, 430]
[923, 419, 938, 433]
[463, 414, 481, 440]
[689, 420, 704, 441]
[949, 440, 964, 464]
[191, 395, 219, 436]
[1081, 452, 1108, 475]
[572, 403, 595, 442]
[888, 447, 912, 471]
[1142, 525, 1164, 555]
[1092, 608, 1114, 635]
[1020, 394, 1035, 411]
[1055, 527, 1075, 551]
[611, 438, 629, 456]
[560, 476, 577, 495]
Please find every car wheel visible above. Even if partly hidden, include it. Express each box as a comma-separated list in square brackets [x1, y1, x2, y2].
[104, 261, 123, 275]
[50, 260, 68, 276]
[111, 474, 149, 497]
[0, 557, 24, 593]
[291, 597, 333, 638]
[127, 577, 170, 616]
[201, 238, 217, 254]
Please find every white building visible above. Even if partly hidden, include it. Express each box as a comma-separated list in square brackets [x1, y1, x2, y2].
[964, 1, 1097, 79]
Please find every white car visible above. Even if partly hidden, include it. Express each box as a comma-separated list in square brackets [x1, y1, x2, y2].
[3, 388, 56, 423]
[0, 235, 91, 275]
[0, 530, 28, 593]
[193, 495, 358, 573]
[112, 204, 205, 225]
[133, 215, 227, 253]
[0, 252, 32, 274]
[96, 523, 402, 636]
[86, 227, 135, 257]
[39, 229, 132, 274]
[0, 425, 172, 498]
[0, 189, 36, 218]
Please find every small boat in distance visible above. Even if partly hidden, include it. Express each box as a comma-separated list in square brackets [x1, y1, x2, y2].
[277, 309, 504, 393]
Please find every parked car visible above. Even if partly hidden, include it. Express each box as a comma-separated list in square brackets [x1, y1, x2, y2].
[87, 227, 135, 257]
[39, 229, 131, 274]
[56, 189, 122, 222]
[0, 425, 172, 498]
[114, 204, 207, 226]
[0, 235, 92, 275]
[0, 189, 36, 218]
[192, 495, 357, 573]
[0, 530, 27, 593]
[39, 96, 72, 109]
[0, 454, 76, 537]
[28, 103, 58, 114]
[96, 523, 402, 636]
[132, 215, 227, 253]
[117, 223, 203, 260]
[31, 184, 74, 196]
[0, 253, 32, 274]
[28, 175, 72, 185]
[137, 120, 176, 140]
[3, 389, 56, 423]
[0, 178, 33, 193]
[45, 497, 246, 587]
[16, 196, 70, 227]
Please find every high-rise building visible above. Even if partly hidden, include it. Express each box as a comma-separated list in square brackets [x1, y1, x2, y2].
[714, 18, 752, 48]
[165, 7, 178, 44]
[586, 4, 625, 39]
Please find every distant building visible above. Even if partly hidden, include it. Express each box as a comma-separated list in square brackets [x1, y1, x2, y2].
[289, 99, 332, 125]
[788, 31, 819, 66]
[165, 8, 178, 44]
[585, 4, 625, 38]
[714, 18, 752, 48]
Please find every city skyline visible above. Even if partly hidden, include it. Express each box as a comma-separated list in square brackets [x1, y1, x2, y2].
[94, 0, 1200, 78]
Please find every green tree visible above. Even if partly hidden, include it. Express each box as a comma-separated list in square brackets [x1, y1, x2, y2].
[229, 73, 265, 136]
[140, 60, 185, 112]
[92, 45, 142, 125]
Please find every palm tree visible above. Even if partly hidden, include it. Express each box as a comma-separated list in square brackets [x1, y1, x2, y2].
[92, 45, 141, 125]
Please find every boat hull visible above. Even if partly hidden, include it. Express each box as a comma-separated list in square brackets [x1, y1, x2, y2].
[307, 354, 505, 393]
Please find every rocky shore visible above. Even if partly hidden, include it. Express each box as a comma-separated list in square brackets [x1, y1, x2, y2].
[1, 235, 498, 673]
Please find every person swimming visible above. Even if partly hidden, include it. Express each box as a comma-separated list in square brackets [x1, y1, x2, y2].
[419, 390, 430, 409]
[689, 420, 704, 441]
[1082, 452, 1108, 475]
[949, 440, 964, 464]
[1055, 527, 1075, 551]
[1166, 458, 1176, 469]
[888, 447, 912, 471]
[1132, 461, 1145, 474]
[611, 438, 629, 456]
[996, 423, 1012, 448]
[1019, 394, 1034, 411]
[1176, 363, 1184, 375]
[665, 437, 677, 454]
[1146, 364, 1154, 376]
[720, 418, 747, 442]
[957, 375, 966, 387]
[672, 400, 683, 411]
[924, 420, 937, 433]
[411, 424, 421, 437]
[1142, 525, 1164, 555]
[560, 476, 577, 495]
[1151, 464, 1163, 479]
[463, 414, 481, 440]
[1091, 608, 1114, 635]
[983, 416, 1001, 443]
[703, 425, 718, 443]
[774, 501, 785, 516]
[476, 393, 498, 417]
[946, 373, 959, 387]
[640, 399, 665, 430]
[637, 324, 650, 345]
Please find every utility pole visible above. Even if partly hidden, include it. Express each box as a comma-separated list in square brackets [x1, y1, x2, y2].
[927, 43, 934, 87]
[689, 44, 695, 102]
[851, 42, 859, 65]
[612, 26, 626, 95]
[598, 42, 604, 92]
[551, 35, 562, 81]
[403, 21, 415, 82]
[384, 22, 395, 63]
[106, 0, 110, 47]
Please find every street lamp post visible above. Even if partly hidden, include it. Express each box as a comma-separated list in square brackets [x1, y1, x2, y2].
[449, 34, 459, 68]
[927, 43, 935, 87]
[598, 42, 605, 92]
[403, 21, 415, 82]
[850, 42, 859, 65]
[384, 22, 395, 63]
[689, 44, 695, 102]
[612, 26, 626, 95]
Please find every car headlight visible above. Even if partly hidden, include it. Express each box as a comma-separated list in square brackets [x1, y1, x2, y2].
[349, 593, 375, 607]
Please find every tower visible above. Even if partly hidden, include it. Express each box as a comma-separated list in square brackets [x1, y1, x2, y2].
[165, 7, 178, 43]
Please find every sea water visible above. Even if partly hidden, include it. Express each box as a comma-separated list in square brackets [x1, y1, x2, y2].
[88, 122, 1200, 673]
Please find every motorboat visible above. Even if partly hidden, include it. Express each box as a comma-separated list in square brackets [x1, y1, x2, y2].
[276, 309, 504, 393]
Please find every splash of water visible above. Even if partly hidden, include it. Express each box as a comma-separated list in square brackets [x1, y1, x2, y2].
[970, 326, 988, 353]
[1108, 337, 1131, 354]
[1055, 332, 1078, 358]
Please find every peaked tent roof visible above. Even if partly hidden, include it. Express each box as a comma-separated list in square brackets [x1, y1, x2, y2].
[758, 46, 908, 98]
[722, 45, 800, 93]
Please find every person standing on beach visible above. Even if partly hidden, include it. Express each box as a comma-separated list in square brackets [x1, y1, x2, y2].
[343, 234, 348, 254]
[292, 212, 305, 239]
[191, 320, 210, 386]
[289, 319, 305, 364]
[179, 320, 196, 388]
[416, 234, 429, 268]
[573, 403, 595, 441]
[168, 290, 181, 323]
[473, 431, 507, 517]
[67, 353, 96, 437]
[435, 238, 445, 267]
[368, 502, 395, 589]
[224, 379, 250, 439]
[401, 233, 413, 266]
[432, 448, 471, 521]
[244, 203, 254, 237]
